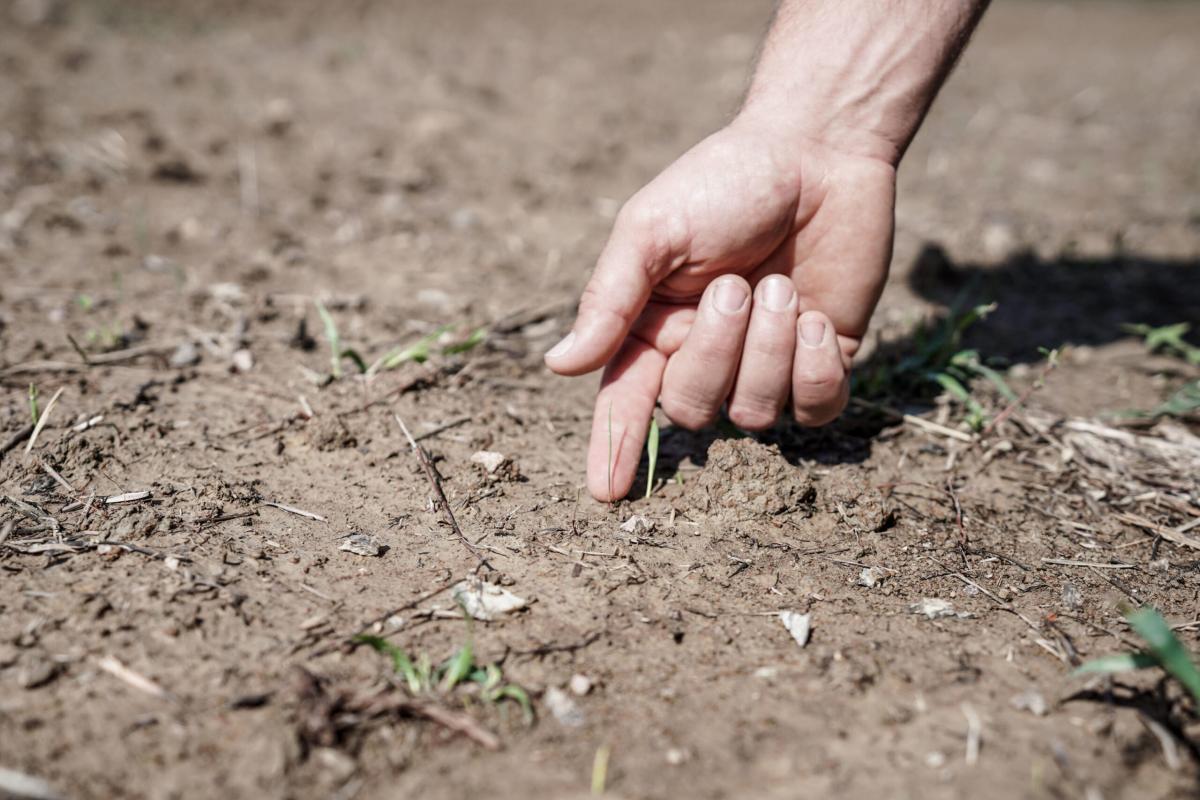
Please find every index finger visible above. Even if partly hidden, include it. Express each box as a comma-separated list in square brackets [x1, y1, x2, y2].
[586, 337, 667, 502]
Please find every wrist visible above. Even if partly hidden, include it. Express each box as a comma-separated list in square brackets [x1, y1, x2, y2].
[739, 0, 989, 167]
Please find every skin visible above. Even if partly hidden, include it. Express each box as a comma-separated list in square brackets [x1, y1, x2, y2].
[547, 0, 991, 501]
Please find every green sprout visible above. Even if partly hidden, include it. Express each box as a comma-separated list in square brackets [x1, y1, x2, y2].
[355, 624, 533, 724]
[441, 326, 487, 356]
[591, 744, 611, 796]
[28, 384, 40, 426]
[315, 300, 367, 379]
[644, 417, 659, 500]
[370, 324, 487, 374]
[1075, 606, 1200, 706]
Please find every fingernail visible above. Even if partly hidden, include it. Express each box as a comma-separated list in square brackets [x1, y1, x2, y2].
[800, 317, 826, 348]
[760, 276, 795, 312]
[713, 281, 748, 315]
[546, 331, 575, 359]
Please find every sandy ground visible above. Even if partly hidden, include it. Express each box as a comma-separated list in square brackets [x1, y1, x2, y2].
[2, 1, 1199, 798]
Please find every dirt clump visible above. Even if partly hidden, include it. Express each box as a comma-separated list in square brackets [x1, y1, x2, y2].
[686, 438, 816, 516]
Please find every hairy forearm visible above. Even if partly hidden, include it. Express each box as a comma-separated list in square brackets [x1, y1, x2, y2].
[741, 0, 990, 165]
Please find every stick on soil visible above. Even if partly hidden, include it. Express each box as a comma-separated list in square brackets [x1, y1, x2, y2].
[395, 414, 492, 572]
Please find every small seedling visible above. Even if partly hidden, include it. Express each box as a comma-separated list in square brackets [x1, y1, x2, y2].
[28, 384, 40, 426]
[644, 417, 659, 500]
[1123, 322, 1200, 366]
[1120, 322, 1200, 419]
[591, 743, 611, 796]
[441, 326, 487, 356]
[355, 622, 533, 724]
[856, 301, 1016, 431]
[369, 324, 486, 374]
[315, 300, 367, 379]
[1075, 606, 1200, 706]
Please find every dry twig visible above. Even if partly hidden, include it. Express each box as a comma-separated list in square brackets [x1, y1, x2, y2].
[395, 414, 492, 572]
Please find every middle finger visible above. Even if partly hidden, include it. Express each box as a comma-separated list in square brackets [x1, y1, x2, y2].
[659, 276, 752, 430]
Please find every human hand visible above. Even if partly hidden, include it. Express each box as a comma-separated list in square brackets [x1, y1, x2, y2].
[545, 114, 896, 500]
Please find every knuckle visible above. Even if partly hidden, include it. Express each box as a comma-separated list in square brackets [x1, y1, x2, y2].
[660, 394, 714, 431]
[792, 384, 849, 427]
[617, 196, 685, 266]
[727, 401, 778, 432]
[618, 195, 667, 234]
[747, 334, 794, 362]
[792, 361, 844, 393]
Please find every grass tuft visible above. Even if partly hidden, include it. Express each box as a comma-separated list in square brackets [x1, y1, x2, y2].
[1074, 606, 1200, 706]
[1123, 322, 1200, 366]
[856, 301, 1016, 431]
[355, 618, 533, 724]
[315, 300, 370, 378]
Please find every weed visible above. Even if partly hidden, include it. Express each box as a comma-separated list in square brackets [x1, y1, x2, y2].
[855, 301, 1015, 431]
[1123, 322, 1200, 366]
[644, 417, 659, 500]
[1122, 322, 1200, 420]
[1075, 606, 1200, 706]
[1143, 380, 1200, 419]
[355, 623, 533, 724]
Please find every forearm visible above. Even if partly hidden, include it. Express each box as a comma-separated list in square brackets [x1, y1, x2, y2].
[740, 0, 990, 165]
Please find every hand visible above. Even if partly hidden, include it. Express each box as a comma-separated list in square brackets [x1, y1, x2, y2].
[545, 114, 897, 501]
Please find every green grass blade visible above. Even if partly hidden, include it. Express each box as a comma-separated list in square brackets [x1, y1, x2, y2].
[494, 684, 534, 724]
[1126, 607, 1200, 704]
[377, 324, 452, 371]
[440, 641, 474, 693]
[28, 384, 40, 426]
[606, 400, 614, 503]
[341, 348, 369, 374]
[930, 371, 972, 403]
[1151, 380, 1200, 419]
[315, 300, 342, 379]
[591, 744, 610, 796]
[354, 635, 422, 693]
[441, 326, 487, 356]
[644, 417, 659, 500]
[966, 361, 1019, 402]
[416, 652, 433, 690]
[1074, 651, 1159, 675]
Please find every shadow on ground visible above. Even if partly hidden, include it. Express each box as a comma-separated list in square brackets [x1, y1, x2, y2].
[635, 244, 1200, 487]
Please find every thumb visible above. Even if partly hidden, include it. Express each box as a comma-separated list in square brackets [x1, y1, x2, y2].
[545, 203, 668, 376]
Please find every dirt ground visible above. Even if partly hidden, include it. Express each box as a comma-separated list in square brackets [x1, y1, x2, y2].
[2, 1, 1200, 798]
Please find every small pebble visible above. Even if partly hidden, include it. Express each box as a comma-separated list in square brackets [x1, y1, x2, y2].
[568, 674, 593, 696]
[168, 341, 200, 368]
[620, 515, 654, 535]
[544, 686, 584, 728]
[470, 450, 508, 474]
[231, 349, 254, 373]
[339, 533, 383, 557]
